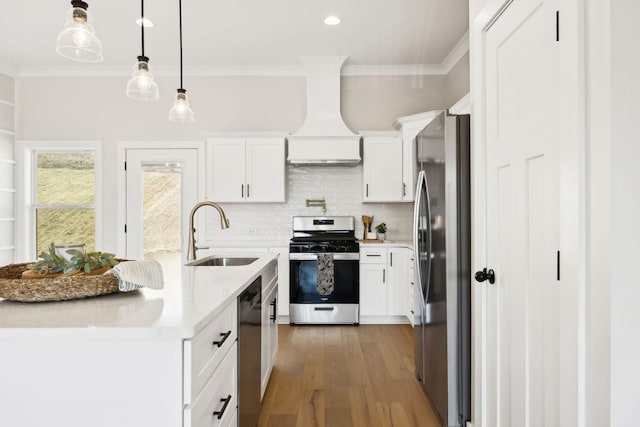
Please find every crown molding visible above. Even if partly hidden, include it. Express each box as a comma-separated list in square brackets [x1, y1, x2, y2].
[342, 64, 448, 76]
[441, 31, 470, 74]
[18, 63, 454, 78]
[17, 34, 470, 78]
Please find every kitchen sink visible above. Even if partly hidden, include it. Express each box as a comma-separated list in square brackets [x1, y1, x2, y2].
[186, 256, 259, 267]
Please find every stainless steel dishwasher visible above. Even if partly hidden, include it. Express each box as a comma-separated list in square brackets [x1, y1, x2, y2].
[238, 276, 262, 427]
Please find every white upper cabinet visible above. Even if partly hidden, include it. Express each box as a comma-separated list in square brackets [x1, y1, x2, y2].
[207, 136, 286, 203]
[392, 110, 443, 202]
[362, 133, 404, 202]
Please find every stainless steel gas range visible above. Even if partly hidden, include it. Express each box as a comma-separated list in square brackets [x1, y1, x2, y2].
[289, 216, 360, 325]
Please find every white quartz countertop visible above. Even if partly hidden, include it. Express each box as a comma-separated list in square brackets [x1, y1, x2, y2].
[0, 254, 278, 339]
[358, 240, 413, 249]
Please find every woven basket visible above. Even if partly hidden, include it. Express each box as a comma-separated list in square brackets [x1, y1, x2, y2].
[0, 263, 121, 302]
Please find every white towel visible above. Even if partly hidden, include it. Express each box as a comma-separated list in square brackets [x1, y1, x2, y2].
[108, 260, 165, 292]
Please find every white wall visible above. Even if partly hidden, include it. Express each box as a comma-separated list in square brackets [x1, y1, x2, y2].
[0, 73, 15, 265]
[445, 52, 470, 107]
[16, 73, 447, 255]
[584, 0, 611, 425]
[609, 0, 640, 424]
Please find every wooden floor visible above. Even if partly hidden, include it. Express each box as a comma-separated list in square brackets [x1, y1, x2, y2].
[258, 324, 442, 427]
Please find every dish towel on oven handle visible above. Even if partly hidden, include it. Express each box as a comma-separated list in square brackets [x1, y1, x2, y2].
[316, 253, 335, 296]
[107, 259, 165, 292]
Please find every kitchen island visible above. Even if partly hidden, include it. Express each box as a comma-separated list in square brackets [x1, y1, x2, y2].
[0, 254, 278, 427]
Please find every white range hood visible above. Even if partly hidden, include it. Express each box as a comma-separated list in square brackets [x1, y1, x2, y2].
[287, 56, 361, 165]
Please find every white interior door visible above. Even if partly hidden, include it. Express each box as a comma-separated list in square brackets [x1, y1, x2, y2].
[479, 0, 579, 426]
[125, 149, 199, 265]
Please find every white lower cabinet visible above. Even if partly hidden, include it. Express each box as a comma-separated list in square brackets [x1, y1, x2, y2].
[408, 253, 416, 325]
[388, 248, 409, 316]
[184, 344, 238, 427]
[183, 303, 237, 404]
[261, 280, 278, 398]
[183, 302, 238, 426]
[269, 246, 290, 318]
[360, 246, 411, 323]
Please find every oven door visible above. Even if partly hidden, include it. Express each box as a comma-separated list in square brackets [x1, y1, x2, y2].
[289, 253, 359, 304]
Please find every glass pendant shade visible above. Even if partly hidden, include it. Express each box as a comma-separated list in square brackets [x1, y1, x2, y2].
[56, 1, 103, 62]
[126, 56, 160, 101]
[169, 90, 195, 123]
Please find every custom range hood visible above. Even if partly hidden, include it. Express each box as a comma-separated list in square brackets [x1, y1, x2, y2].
[287, 56, 361, 165]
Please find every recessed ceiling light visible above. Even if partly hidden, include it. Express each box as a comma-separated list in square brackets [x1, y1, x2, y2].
[136, 17, 154, 27]
[324, 16, 341, 26]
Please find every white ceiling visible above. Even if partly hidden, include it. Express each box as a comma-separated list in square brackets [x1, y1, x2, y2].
[1, 0, 469, 75]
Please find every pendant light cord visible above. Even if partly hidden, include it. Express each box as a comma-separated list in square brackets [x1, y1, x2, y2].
[179, 0, 184, 90]
[140, 0, 145, 57]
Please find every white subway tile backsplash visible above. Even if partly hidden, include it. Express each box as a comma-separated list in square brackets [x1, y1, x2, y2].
[203, 165, 413, 244]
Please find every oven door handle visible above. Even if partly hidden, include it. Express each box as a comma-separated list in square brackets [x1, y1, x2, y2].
[289, 253, 360, 261]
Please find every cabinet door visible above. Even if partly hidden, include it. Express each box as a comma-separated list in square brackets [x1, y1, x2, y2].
[408, 253, 416, 325]
[387, 248, 409, 316]
[360, 263, 388, 315]
[402, 135, 415, 201]
[269, 247, 290, 317]
[246, 138, 285, 202]
[260, 290, 270, 398]
[268, 290, 278, 376]
[208, 138, 246, 202]
[363, 136, 403, 202]
[261, 286, 278, 399]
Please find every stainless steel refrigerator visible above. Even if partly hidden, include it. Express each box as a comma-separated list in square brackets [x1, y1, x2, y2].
[413, 112, 471, 427]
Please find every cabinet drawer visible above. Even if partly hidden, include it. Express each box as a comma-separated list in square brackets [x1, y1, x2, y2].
[360, 247, 388, 263]
[185, 344, 237, 427]
[184, 303, 237, 404]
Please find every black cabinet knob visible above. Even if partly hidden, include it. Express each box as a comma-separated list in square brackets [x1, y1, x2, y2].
[474, 268, 495, 284]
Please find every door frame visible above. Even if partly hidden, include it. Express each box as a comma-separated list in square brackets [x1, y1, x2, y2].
[116, 140, 206, 260]
[469, 1, 587, 426]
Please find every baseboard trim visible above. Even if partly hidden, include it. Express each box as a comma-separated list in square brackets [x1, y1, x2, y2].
[359, 315, 410, 325]
[278, 314, 411, 325]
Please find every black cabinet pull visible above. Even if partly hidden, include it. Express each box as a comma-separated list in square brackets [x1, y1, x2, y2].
[212, 330, 232, 347]
[383, 268, 386, 283]
[474, 268, 495, 285]
[212, 395, 232, 419]
[270, 298, 277, 323]
[390, 252, 393, 266]
[247, 184, 250, 198]
[366, 183, 369, 197]
[241, 184, 244, 198]
[403, 183, 407, 197]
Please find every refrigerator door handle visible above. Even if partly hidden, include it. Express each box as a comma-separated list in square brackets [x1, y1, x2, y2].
[413, 171, 433, 307]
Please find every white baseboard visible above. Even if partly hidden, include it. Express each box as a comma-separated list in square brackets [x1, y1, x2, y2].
[277, 315, 411, 325]
[359, 315, 410, 325]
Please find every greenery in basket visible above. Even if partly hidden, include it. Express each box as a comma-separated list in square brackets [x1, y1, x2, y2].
[34, 243, 119, 275]
[375, 223, 387, 234]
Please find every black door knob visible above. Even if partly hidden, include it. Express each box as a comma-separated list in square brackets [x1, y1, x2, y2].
[474, 268, 495, 284]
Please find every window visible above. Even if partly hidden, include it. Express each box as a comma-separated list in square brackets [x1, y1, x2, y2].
[31, 149, 97, 255]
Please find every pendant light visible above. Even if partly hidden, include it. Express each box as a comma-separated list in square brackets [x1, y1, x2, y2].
[169, 0, 195, 123]
[126, 0, 160, 101]
[56, 0, 103, 62]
